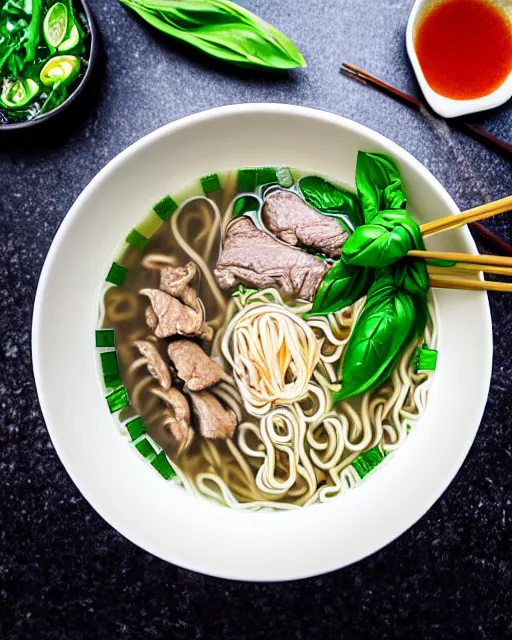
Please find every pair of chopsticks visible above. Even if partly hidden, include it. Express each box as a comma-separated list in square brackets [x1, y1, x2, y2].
[409, 195, 512, 292]
[340, 62, 512, 259]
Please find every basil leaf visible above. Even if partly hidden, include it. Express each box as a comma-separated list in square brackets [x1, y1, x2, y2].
[334, 280, 416, 401]
[24, 0, 42, 63]
[356, 152, 407, 223]
[120, 0, 306, 71]
[298, 176, 363, 228]
[392, 259, 429, 298]
[342, 222, 412, 268]
[309, 260, 373, 316]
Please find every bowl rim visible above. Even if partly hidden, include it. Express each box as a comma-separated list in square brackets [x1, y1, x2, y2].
[406, 0, 512, 118]
[0, 0, 98, 132]
[32, 103, 493, 581]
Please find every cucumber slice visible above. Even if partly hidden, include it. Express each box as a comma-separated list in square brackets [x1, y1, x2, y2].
[43, 3, 68, 49]
[58, 23, 80, 52]
[0, 78, 40, 108]
[40, 55, 80, 86]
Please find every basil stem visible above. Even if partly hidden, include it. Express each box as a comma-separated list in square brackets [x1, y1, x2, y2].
[119, 0, 306, 70]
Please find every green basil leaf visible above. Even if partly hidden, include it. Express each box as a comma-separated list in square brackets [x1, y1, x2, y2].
[334, 281, 417, 401]
[392, 259, 429, 298]
[356, 152, 407, 223]
[342, 221, 412, 268]
[24, 0, 42, 63]
[120, 0, 306, 70]
[298, 176, 363, 228]
[378, 264, 429, 332]
[309, 260, 373, 316]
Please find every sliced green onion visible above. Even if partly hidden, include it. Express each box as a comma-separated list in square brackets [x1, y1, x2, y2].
[125, 228, 148, 251]
[256, 167, 279, 185]
[100, 351, 122, 388]
[106, 262, 128, 286]
[200, 173, 221, 194]
[133, 435, 157, 462]
[58, 23, 80, 52]
[106, 386, 129, 413]
[40, 55, 80, 87]
[126, 417, 146, 441]
[95, 328, 116, 348]
[237, 167, 279, 192]
[151, 451, 176, 479]
[0, 78, 40, 109]
[276, 166, 294, 188]
[414, 343, 438, 373]
[352, 446, 384, 479]
[233, 195, 260, 218]
[43, 3, 68, 49]
[153, 194, 178, 220]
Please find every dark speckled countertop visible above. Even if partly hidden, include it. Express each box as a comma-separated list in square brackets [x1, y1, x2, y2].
[1, 1, 511, 638]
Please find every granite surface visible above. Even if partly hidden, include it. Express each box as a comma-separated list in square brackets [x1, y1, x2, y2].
[1, 0, 511, 638]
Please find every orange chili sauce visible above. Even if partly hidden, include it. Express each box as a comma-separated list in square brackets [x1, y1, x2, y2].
[414, 0, 512, 100]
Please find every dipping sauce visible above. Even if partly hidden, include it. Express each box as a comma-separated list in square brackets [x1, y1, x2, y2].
[414, 0, 512, 100]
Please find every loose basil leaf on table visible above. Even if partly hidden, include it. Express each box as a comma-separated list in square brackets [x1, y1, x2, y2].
[309, 260, 373, 317]
[334, 278, 418, 401]
[356, 151, 407, 222]
[119, 0, 306, 70]
[342, 209, 423, 268]
[298, 175, 364, 228]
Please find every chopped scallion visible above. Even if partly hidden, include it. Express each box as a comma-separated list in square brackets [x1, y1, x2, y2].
[276, 166, 294, 188]
[200, 173, 221, 194]
[106, 262, 128, 286]
[413, 343, 438, 373]
[100, 351, 122, 388]
[125, 228, 148, 251]
[106, 386, 129, 413]
[126, 416, 146, 441]
[133, 435, 157, 462]
[153, 195, 178, 220]
[237, 167, 279, 192]
[95, 328, 116, 348]
[352, 446, 384, 479]
[151, 450, 176, 479]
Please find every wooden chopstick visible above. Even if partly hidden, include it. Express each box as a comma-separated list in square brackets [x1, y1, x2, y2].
[427, 263, 512, 277]
[340, 63, 512, 156]
[417, 249, 512, 291]
[408, 249, 512, 267]
[340, 63, 512, 258]
[419, 195, 512, 236]
[429, 275, 512, 292]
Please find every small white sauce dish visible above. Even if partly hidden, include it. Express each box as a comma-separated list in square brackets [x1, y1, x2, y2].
[406, 0, 512, 118]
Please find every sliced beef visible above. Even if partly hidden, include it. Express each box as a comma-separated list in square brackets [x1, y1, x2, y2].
[188, 390, 237, 439]
[145, 305, 158, 331]
[168, 340, 233, 391]
[134, 340, 171, 390]
[153, 387, 194, 452]
[214, 217, 330, 302]
[160, 262, 200, 313]
[262, 189, 348, 258]
[141, 289, 213, 341]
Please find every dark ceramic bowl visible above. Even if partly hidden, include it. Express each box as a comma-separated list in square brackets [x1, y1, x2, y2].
[0, 0, 98, 132]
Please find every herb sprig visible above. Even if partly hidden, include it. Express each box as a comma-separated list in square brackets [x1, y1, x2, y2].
[303, 152, 430, 401]
[119, 0, 306, 70]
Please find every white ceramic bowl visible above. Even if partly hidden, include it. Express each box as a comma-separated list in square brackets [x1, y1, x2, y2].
[407, 0, 512, 118]
[33, 104, 492, 581]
